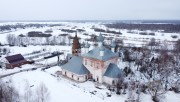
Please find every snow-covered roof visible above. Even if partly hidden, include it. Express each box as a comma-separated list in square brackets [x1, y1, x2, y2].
[104, 63, 124, 78]
[83, 45, 118, 61]
[62, 56, 90, 75]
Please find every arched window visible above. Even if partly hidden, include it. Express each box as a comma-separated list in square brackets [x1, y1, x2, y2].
[96, 62, 99, 68]
[85, 59, 87, 65]
[112, 80, 115, 85]
[97, 77, 99, 82]
[91, 61, 93, 67]
[72, 74, 74, 78]
[65, 71, 66, 75]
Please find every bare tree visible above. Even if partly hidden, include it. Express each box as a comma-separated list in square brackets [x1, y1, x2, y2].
[147, 80, 165, 102]
[35, 82, 50, 102]
[0, 79, 19, 102]
[23, 81, 33, 102]
[148, 38, 158, 51]
[6, 34, 17, 45]
[174, 39, 180, 54]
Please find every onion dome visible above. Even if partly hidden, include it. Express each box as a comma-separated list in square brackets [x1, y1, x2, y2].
[96, 33, 104, 42]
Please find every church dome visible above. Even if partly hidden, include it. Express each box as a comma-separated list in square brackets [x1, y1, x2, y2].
[84, 42, 90, 48]
[111, 40, 116, 48]
[96, 33, 104, 42]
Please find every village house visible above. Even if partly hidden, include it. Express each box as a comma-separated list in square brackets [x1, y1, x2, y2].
[3, 54, 29, 69]
[61, 33, 124, 85]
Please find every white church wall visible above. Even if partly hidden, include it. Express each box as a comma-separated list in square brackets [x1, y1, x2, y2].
[103, 76, 119, 86]
[62, 69, 87, 82]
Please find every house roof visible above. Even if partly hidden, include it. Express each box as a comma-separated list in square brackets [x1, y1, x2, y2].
[62, 56, 90, 75]
[5, 54, 26, 64]
[18, 34, 26, 37]
[82, 45, 118, 61]
[104, 63, 124, 78]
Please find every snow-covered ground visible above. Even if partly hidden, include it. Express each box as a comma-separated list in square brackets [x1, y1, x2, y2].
[2, 67, 180, 102]
[0, 22, 180, 102]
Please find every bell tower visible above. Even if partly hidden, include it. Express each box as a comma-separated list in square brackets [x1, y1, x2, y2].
[72, 32, 81, 56]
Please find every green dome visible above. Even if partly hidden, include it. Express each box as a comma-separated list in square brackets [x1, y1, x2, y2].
[84, 42, 90, 48]
[111, 40, 116, 48]
[96, 33, 104, 42]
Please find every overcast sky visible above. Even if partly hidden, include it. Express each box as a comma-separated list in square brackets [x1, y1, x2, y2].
[0, 0, 180, 20]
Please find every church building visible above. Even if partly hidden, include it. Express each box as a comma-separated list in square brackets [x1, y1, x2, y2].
[61, 32, 124, 86]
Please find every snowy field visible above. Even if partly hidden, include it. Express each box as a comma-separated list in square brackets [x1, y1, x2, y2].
[0, 22, 179, 46]
[0, 22, 180, 102]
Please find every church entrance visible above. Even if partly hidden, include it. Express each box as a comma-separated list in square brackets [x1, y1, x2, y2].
[96, 77, 99, 82]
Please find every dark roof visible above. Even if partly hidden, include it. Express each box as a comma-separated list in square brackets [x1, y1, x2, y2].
[10, 60, 27, 65]
[5, 54, 26, 64]
[82, 45, 118, 61]
[28, 31, 52, 37]
[104, 63, 124, 78]
[62, 56, 90, 75]
[18, 34, 26, 37]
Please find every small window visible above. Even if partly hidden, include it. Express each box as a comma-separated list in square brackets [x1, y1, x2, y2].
[85, 60, 87, 65]
[112, 80, 115, 85]
[91, 61, 93, 67]
[96, 63, 99, 68]
[78, 77, 79, 80]
[65, 71, 66, 75]
[72, 74, 74, 78]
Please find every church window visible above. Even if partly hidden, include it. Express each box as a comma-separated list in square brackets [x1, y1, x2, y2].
[85, 59, 87, 65]
[96, 63, 99, 68]
[91, 61, 93, 67]
[112, 80, 115, 85]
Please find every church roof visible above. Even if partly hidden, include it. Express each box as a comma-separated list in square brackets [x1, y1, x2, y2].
[62, 56, 90, 75]
[104, 63, 124, 78]
[82, 45, 118, 61]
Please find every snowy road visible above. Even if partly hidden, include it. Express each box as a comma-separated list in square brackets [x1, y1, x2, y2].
[0, 62, 58, 79]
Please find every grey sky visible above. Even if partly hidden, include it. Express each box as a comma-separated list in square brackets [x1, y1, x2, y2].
[0, 0, 180, 20]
